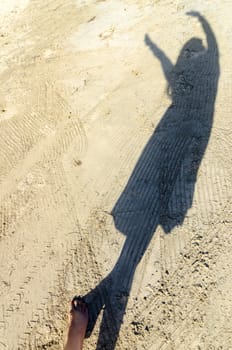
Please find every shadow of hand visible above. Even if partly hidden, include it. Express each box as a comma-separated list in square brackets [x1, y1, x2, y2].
[144, 33, 153, 47]
[186, 11, 202, 18]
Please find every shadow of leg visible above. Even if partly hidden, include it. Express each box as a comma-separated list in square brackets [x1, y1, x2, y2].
[96, 282, 131, 350]
[84, 274, 113, 338]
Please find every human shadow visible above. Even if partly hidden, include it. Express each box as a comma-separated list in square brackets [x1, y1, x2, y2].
[83, 12, 219, 349]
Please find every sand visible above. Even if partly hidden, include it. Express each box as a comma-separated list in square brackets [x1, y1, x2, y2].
[0, 0, 231, 349]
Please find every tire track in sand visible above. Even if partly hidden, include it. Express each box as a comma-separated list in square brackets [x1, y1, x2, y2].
[0, 89, 88, 349]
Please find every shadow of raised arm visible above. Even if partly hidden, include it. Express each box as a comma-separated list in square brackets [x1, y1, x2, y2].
[144, 33, 173, 83]
[187, 11, 218, 54]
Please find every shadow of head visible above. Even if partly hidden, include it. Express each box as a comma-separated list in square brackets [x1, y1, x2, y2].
[179, 38, 205, 59]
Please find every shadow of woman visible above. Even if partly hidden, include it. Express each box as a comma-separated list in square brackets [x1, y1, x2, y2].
[83, 12, 219, 349]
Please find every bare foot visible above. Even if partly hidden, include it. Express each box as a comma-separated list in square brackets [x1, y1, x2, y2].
[64, 296, 88, 350]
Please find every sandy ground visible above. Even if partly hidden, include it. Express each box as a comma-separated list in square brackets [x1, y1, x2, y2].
[0, 0, 232, 349]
